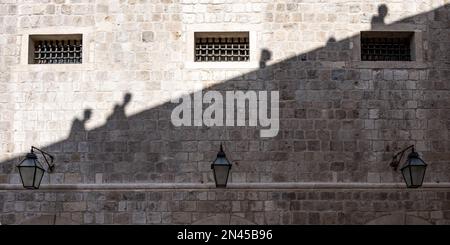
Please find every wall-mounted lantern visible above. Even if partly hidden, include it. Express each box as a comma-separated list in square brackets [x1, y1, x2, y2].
[17, 146, 55, 189]
[211, 144, 232, 188]
[389, 145, 427, 188]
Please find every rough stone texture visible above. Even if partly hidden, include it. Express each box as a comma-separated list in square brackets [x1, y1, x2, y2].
[1, 0, 450, 224]
[0, 189, 449, 225]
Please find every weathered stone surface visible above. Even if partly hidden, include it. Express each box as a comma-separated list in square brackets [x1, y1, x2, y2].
[0, 0, 450, 225]
[0, 189, 448, 224]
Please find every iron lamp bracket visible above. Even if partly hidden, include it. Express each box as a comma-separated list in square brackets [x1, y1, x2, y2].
[31, 146, 55, 172]
[389, 145, 415, 171]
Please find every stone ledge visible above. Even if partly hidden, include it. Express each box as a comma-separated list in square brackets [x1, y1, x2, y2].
[1, 182, 449, 191]
[349, 61, 429, 69]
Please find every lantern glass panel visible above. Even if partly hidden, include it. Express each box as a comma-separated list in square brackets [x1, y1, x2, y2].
[18, 156, 45, 189]
[19, 166, 37, 188]
[401, 165, 426, 188]
[410, 165, 426, 187]
[213, 165, 230, 187]
[401, 166, 410, 186]
[33, 167, 45, 188]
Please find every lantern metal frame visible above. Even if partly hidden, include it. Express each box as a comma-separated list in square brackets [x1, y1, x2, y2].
[17, 146, 55, 189]
[211, 143, 232, 188]
[389, 144, 427, 188]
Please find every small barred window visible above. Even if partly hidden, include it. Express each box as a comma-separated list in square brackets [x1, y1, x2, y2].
[361, 31, 413, 61]
[195, 32, 249, 62]
[29, 34, 82, 64]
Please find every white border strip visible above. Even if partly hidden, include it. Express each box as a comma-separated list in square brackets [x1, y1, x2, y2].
[1, 182, 449, 191]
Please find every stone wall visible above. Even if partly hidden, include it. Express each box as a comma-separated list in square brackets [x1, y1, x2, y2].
[1, 187, 449, 225]
[1, 0, 450, 224]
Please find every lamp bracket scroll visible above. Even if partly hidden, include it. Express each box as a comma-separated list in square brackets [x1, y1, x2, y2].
[389, 144, 415, 171]
[31, 146, 55, 172]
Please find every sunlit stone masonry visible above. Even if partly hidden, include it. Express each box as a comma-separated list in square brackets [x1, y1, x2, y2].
[0, 0, 450, 224]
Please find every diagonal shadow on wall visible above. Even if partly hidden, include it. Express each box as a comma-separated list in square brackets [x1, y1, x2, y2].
[1, 4, 450, 186]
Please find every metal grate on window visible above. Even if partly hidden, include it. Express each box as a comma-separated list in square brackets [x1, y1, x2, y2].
[361, 37, 411, 61]
[33, 40, 82, 64]
[195, 36, 249, 62]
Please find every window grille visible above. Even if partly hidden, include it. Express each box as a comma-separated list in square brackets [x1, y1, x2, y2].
[195, 35, 249, 62]
[33, 40, 82, 64]
[28, 34, 83, 64]
[361, 32, 413, 61]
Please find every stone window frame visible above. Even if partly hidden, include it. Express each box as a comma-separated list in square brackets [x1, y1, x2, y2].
[28, 33, 83, 65]
[194, 31, 250, 62]
[360, 31, 414, 62]
[185, 24, 259, 69]
[18, 27, 94, 71]
[350, 24, 427, 69]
